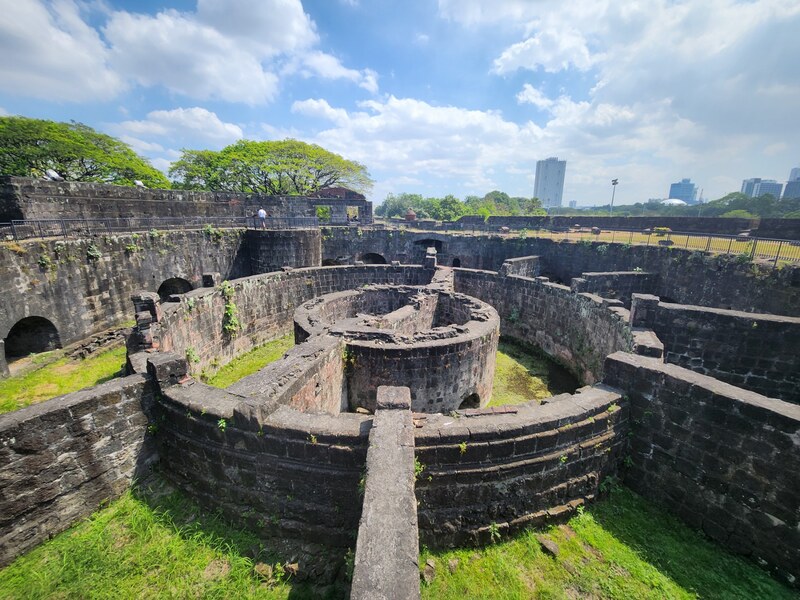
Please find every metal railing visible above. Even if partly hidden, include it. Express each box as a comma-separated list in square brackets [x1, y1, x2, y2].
[0, 215, 320, 241]
[379, 220, 800, 266]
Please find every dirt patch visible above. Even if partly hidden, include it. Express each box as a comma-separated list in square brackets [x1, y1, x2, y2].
[203, 559, 231, 580]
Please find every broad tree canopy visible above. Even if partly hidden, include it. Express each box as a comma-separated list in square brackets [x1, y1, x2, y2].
[0, 116, 169, 187]
[170, 139, 373, 196]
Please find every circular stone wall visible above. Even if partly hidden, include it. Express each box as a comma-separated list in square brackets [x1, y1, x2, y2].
[294, 285, 500, 413]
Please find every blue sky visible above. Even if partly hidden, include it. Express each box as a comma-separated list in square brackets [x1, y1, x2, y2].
[1, 0, 799, 206]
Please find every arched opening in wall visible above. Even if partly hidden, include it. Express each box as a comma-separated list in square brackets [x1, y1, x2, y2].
[452, 258, 461, 267]
[157, 277, 193, 301]
[4, 316, 61, 360]
[459, 393, 480, 410]
[322, 258, 345, 266]
[414, 239, 443, 253]
[361, 253, 387, 265]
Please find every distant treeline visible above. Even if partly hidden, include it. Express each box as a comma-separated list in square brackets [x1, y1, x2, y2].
[375, 191, 546, 221]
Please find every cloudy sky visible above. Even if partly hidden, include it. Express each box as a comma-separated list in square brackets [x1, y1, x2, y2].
[0, 0, 798, 206]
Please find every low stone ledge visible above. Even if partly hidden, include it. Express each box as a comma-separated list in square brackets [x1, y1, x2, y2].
[351, 387, 420, 600]
[632, 328, 664, 358]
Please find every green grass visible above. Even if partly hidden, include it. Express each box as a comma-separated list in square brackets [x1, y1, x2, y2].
[488, 338, 577, 407]
[0, 480, 345, 600]
[421, 486, 797, 600]
[3, 483, 792, 600]
[0, 345, 126, 414]
[204, 334, 295, 388]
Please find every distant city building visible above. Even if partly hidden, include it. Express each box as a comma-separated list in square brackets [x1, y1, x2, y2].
[534, 157, 566, 208]
[741, 178, 762, 197]
[662, 198, 688, 206]
[668, 178, 697, 204]
[752, 180, 783, 199]
[789, 167, 800, 182]
[568, 200, 577, 208]
[783, 180, 800, 200]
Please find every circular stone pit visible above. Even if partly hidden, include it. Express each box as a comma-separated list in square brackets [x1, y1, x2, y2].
[293, 284, 500, 413]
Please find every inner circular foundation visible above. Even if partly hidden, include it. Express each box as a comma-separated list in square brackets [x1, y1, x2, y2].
[294, 285, 500, 413]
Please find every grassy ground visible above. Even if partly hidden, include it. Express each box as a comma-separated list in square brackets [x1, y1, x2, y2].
[0, 479, 345, 600]
[0, 345, 126, 414]
[421, 486, 797, 600]
[1, 482, 793, 600]
[203, 334, 295, 388]
[488, 338, 577, 407]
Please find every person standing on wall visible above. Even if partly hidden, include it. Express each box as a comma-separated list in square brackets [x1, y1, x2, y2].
[257, 207, 267, 229]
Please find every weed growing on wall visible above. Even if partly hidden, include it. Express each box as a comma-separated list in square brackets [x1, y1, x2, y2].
[218, 281, 240, 337]
[202, 224, 223, 243]
[86, 244, 102, 261]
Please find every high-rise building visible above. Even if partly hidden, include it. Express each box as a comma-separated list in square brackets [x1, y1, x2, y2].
[534, 157, 566, 209]
[783, 180, 800, 200]
[741, 178, 762, 197]
[752, 180, 783, 199]
[568, 200, 577, 208]
[789, 167, 800, 182]
[668, 178, 697, 204]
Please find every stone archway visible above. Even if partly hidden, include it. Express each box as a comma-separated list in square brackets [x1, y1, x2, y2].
[361, 253, 388, 265]
[4, 316, 61, 359]
[157, 277, 193, 301]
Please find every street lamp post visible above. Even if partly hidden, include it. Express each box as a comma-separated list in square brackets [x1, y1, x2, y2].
[610, 179, 619, 217]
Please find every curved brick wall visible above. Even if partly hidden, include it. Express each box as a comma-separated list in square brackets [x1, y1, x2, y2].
[137, 265, 433, 378]
[452, 268, 633, 383]
[294, 286, 500, 412]
[414, 385, 626, 546]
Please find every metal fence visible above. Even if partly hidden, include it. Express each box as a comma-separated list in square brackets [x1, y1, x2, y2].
[0, 215, 320, 241]
[380, 220, 800, 266]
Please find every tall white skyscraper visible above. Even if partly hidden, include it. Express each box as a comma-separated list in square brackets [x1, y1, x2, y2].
[534, 157, 566, 208]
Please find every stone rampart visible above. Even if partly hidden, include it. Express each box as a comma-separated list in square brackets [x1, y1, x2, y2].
[0, 176, 372, 223]
[453, 268, 633, 383]
[414, 385, 626, 546]
[630, 294, 800, 403]
[603, 352, 800, 585]
[322, 229, 800, 315]
[0, 230, 248, 359]
[755, 218, 800, 241]
[0, 374, 157, 566]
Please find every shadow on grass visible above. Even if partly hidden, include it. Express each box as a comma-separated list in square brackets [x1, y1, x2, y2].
[132, 474, 351, 600]
[588, 485, 797, 600]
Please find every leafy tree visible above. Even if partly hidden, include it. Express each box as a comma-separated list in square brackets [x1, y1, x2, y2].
[170, 139, 373, 196]
[0, 116, 169, 187]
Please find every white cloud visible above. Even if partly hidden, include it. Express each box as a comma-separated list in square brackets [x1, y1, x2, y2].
[0, 0, 123, 101]
[195, 0, 317, 56]
[0, 107, 7, 116]
[292, 98, 349, 126]
[516, 84, 553, 109]
[104, 10, 280, 105]
[116, 107, 243, 145]
[493, 28, 594, 74]
[300, 52, 379, 93]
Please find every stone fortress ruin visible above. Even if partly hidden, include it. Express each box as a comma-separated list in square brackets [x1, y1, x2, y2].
[0, 177, 798, 597]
